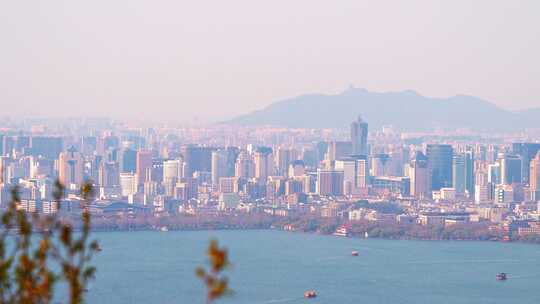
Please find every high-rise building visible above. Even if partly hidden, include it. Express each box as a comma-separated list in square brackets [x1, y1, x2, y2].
[316, 169, 344, 196]
[426, 144, 453, 191]
[276, 147, 296, 177]
[371, 153, 390, 177]
[410, 152, 429, 198]
[219, 177, 239, 193]
[355, 157, 369, 189]
[163, 159, 182, 185]
[499, 154, 522, 185]
[335, 158, 357, 195]
[288, 160, 305, 178]
[136, 150, 152, 185]
[150, 159, 164, 183]
[180, 145, 214, 177]
[335, 155, 368, 195]
[2, 136, 15, 157]
[235, 151, 255, 179]
[99, 161, 120, 188]
[530, 151, 540, 200]
[512, 143, 540, 184]
[58, 146, 83, 188]
[120, 148, 137, 173]
[327, 141, 352, 162]
[452, 154, 466, 195]
[29, 137, 64, 159]
[488, 163, 501, 184]
[351, 116, 368, 156]
[81, 136, 97, 155]
[211, 150, 228, 186]
[174, 177, 198, 200]
[119, 172, 138, 197]
[224, 147, 240, 177]
[254, 147, 274, 182]
[30, 157, 54, 178]
[465, 151, 475, 197]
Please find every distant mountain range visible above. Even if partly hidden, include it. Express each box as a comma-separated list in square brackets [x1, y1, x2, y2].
[226, 87, 539, 131]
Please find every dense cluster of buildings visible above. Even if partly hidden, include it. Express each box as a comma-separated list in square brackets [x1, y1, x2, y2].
[1, 116, 540, 237]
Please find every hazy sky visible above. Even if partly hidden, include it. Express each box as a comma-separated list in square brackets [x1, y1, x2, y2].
[1, 1, 539, 122]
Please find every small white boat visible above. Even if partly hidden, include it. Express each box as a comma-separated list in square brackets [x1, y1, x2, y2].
[333, 226, 349, 237]
[160, 226, 169, 232]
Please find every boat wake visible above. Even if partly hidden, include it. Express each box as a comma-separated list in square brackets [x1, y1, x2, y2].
[507, 274, 540, 279]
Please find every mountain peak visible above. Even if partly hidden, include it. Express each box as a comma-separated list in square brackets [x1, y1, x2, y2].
[227, 89, 536, 131]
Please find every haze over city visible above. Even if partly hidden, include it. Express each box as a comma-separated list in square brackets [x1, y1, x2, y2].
[2, 2, 540, 304]
[1, 0, 540, 122]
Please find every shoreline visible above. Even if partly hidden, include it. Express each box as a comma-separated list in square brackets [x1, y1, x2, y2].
[83, 225, 540, 246]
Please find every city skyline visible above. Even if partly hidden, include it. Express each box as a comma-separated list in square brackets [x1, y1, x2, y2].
[3, 2, 540, 303]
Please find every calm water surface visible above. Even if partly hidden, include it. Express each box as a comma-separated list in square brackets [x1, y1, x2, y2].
[85, 230, 540, 304]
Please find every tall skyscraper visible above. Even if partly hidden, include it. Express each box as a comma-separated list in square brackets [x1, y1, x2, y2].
[410, 152, 429, 198]
[235, 151, 255, 179]
[136, 150, 152, 185]
[254, 147, 274, 182]
[224, 147, 240, 177]
[150, 159, 164, 183]
[181, 145, 214, 177]
[276, 147, 296, 177]
[499, 154, 522, 185]
[452, 154, 466, 194]
[488, 163, 501, 184]
[211, 150, 228, 186]
[355, 157, 369, 189]
[465, 151, 475, 197]
[530, 151, 540, 200]
[426, 144, 453, 191]
[163, 159, 182, 197]
[512, 143, 540, 184]
[351, 116, 368, 156]
[335, 158, 357, 195]
[58, 146, 83, 188]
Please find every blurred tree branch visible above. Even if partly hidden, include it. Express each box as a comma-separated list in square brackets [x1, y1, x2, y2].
[0, 180, 99, 304]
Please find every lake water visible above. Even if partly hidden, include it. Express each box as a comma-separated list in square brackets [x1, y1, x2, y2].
[85, 230, 540, 304]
